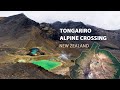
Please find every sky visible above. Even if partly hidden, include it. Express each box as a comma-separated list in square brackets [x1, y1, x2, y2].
[0, 11, 120, 30]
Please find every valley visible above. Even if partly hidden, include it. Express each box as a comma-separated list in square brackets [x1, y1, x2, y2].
[0, 13, 120, 79]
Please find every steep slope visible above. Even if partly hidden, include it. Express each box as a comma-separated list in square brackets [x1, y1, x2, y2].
[0, 13, 39, 48]
[0, 14, 59, 54]
[0, 14, 120, 58]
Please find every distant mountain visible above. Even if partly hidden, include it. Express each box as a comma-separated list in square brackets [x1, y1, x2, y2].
[0, 13, 120, 58]
[52, 20, 87, 29]
[51, 21, 120, 50]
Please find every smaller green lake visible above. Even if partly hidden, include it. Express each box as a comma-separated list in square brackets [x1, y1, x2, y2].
[32, 60, 62, 71]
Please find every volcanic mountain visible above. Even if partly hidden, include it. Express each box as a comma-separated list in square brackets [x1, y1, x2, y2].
[0, 13, 120, 58]
[52, 21, 120, 49]
[0, 13, 120, 79]
[51, 21, 120, 59]
[0, 13, 58, 53]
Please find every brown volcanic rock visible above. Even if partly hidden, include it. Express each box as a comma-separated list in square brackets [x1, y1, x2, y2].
[0, 17, 4, 21]
[0, 63, 69, 79]
[0, 13, 120, 58]
[0, 14, 46, 49]
[0, 14, 60, 52]
[0, 13, 39, 37]
[0, 13, 120, 50]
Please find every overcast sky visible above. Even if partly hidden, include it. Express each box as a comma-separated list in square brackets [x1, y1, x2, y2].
[0, 11, 120, 30]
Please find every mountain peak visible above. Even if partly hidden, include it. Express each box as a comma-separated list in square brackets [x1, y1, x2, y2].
[0, 13, 40, 28]
[52, 21, 87, 30]
[8, 13, 27, 19]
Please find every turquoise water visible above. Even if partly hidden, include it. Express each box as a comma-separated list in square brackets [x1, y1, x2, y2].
[30, 48, 39, 55]
[32, 60, 62, 71]
[31, 50, 37, 55]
